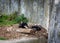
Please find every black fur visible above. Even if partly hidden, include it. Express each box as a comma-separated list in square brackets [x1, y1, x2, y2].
[19, 22, 28, 28]
[31, 25, 41, 31]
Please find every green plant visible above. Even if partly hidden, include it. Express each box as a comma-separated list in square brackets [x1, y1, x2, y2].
[14, 14, 28, 23]
[0, 13, 28, 26]
[8, 12, 18, 21]
[0, 37, 7, 40]
[0, 14, 9, 22]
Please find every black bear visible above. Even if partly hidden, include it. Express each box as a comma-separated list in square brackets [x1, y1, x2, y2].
[31, 25, 41, 31]
[19, 22, 28, 28]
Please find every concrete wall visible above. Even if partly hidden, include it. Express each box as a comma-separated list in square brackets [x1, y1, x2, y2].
[0, 0, 49, 30]
[48, 0, 60, 43]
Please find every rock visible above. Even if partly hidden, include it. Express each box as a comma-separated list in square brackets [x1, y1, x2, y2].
[41, 28, 47, 33]
[16, 28, 35, 34]
[42, 33, 48, 39]
[7, 27, 13, 31]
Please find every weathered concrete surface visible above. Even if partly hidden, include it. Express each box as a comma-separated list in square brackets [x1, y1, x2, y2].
[0, 37, 38, 43]
[48, 0, 60, 43]
[0, 37, 47, 43]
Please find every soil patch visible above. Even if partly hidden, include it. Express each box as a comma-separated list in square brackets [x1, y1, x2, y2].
[0, 24, 48, 40]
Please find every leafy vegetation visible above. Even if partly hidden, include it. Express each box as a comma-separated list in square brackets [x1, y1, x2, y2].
[0, 37, 7, 40]
[14, 14, 28, 23]
[0, 12, 28, 26]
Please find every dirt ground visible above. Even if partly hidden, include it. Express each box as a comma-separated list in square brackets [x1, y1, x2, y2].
[0, 24, 48, 40]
